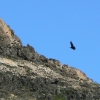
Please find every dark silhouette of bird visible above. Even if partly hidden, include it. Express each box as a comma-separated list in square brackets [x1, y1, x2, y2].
[70, 41, 76, 50]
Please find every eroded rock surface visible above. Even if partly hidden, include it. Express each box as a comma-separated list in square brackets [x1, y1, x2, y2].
[0, 18, 100, 100]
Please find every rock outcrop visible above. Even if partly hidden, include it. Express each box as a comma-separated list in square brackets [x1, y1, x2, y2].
[0, 18, 100, 100]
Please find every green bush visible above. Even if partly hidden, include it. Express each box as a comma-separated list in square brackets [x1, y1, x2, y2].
[54, 94, 66, 100]
[66, 89, 73, 94]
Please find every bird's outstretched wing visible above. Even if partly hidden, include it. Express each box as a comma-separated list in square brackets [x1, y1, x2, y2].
[70, 41, 74, 47]
[70, 41, 76, 50]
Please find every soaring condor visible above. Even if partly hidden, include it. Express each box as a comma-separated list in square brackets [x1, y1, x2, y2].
[70, 41, 76, 50]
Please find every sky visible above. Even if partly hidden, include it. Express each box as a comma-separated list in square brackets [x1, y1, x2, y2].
[0, 1, 100, 83]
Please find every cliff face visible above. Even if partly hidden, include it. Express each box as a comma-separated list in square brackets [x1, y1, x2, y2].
[0, 18, 100, 100]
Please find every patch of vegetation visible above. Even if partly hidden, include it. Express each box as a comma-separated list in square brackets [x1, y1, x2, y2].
[54, 94, 66, 100]
[42, 91, 47, 94]
[6, 55, 14, 60]
[26, 68, 31, 73]
[0, 72, 3, 75]
[6, 55, 12, 59]
[66, 89, 73, 94]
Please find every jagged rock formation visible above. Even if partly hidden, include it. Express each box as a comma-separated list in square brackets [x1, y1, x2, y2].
[0, 18, 100, 100]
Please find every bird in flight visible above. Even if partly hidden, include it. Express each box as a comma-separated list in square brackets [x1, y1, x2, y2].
[70, 41, 76, 50]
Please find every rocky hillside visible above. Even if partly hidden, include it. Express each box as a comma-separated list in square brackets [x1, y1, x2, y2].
[0, 18, 100, 100]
